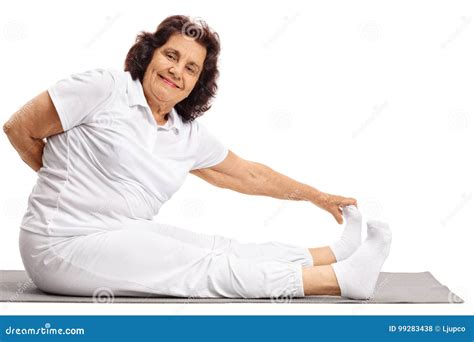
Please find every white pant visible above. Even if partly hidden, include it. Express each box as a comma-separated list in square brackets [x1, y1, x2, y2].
[19, 222, 313, 298]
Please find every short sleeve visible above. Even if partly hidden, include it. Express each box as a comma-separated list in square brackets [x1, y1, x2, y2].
[191, 121, 229, 170]
[47, 68, 115, 131]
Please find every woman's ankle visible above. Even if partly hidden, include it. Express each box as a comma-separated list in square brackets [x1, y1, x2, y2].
[302, 265, 341, 296]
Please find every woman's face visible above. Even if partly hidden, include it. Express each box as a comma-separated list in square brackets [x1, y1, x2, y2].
[142, 33, 207, 111]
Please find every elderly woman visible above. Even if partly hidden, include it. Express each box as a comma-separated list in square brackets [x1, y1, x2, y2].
[4, 15, 391, 300]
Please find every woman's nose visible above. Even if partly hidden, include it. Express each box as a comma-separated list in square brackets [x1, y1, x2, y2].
[169, 65, 184, 80]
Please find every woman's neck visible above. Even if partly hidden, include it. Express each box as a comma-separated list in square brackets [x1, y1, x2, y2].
[154, 112, 169, 126]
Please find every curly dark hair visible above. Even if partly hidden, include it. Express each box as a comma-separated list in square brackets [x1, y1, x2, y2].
[124, 15, 221, 123]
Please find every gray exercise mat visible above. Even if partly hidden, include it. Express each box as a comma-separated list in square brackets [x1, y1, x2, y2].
[0, 270, 464, 304]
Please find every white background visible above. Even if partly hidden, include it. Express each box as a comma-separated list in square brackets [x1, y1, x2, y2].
[1, 0, 473, 315]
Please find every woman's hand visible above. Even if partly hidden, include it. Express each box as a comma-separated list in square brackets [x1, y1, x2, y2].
[312, 192, 358, 225]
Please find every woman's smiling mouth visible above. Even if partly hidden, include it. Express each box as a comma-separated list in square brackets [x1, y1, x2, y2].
[158, 74, 179, 88]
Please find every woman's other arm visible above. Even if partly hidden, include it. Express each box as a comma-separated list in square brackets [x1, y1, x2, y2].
[3, 91, 64, 172]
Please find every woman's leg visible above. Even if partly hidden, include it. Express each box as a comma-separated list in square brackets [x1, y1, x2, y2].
[139, 204, 361, 268]
[308, 247, 337, 266]
[302, 265, 341, 295]
[142, 221, 314, 267]
[20, 226, 307, 298]
[19, 219, 391, 299]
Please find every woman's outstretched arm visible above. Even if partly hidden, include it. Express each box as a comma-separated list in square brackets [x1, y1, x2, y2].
[190, 150, 357, 224]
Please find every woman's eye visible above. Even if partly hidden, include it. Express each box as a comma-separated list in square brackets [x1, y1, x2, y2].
[167, 54, 177, 61]
[186, 66, 196, 73]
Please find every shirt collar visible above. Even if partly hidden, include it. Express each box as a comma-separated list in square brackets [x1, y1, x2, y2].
[126, 71, 183, 134]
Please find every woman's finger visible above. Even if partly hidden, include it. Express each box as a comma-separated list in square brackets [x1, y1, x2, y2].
[332, 210, 343, 224]
[341, 198, 357, 207]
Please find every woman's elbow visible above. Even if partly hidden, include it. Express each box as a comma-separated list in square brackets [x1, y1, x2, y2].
[3, 120, 13, 135]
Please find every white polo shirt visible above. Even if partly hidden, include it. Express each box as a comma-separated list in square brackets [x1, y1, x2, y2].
[20, 68, 229, 237]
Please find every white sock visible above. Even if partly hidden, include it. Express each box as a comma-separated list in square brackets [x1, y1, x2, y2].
[331, 220, 392, 299]
[329, 205, 362, 261]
